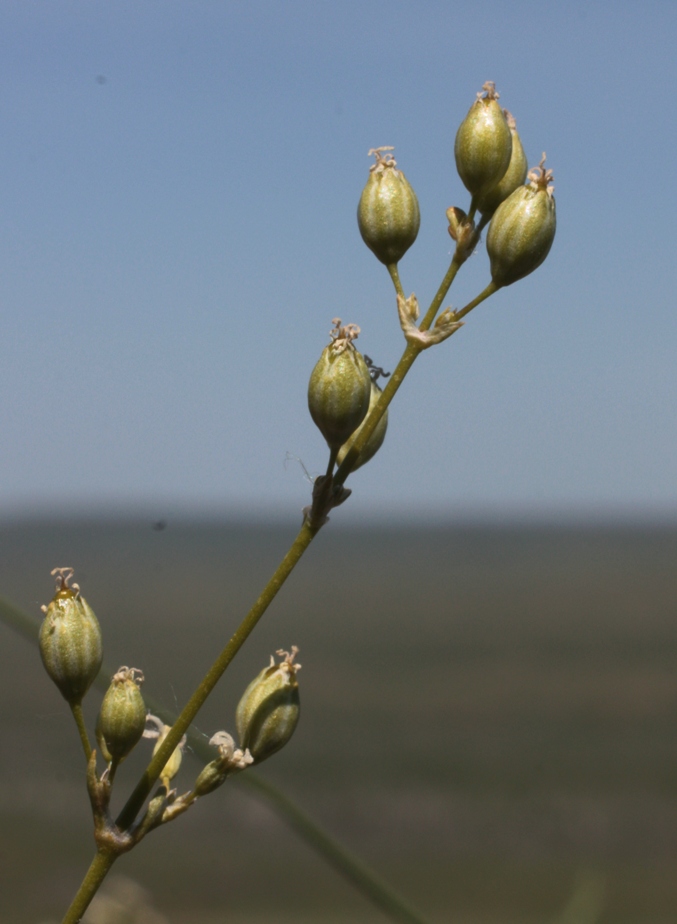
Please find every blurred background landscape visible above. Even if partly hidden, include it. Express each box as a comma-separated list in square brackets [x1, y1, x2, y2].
[2, 517, 677, 923]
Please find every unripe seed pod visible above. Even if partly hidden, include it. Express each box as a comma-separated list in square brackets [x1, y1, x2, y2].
[143, 715, 186, 791]
[193, 731, 253, 796]
[475, 110, 528, 218]
[455, 82, 512, 199]
[193, 760, 228, 798]
[39, 567, 103, 705]
[337, 378, 388, 472]
[486, 155, 556, 288]
[308, 319, 372, 452]
[96, 667, 146, 763]
[357, 147, 420, 265]
[236, 647, 301, 764]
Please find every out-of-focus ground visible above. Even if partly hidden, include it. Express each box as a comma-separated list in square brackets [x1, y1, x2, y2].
[1, 519, 677, 923]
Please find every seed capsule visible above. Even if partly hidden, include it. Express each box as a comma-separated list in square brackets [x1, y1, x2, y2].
[337, 378, 388, 472]
[39, 567, 103, 705]
[193, 732, 253, 797]
[455, 82, 512, 200]
[308, 319, 372, 452]
[475, 110, 528, 218]
[357, 147, 420, 266]
[96, 667, 146, 763]
[236, 647, 301, 764]
[486, 154, 556, 288]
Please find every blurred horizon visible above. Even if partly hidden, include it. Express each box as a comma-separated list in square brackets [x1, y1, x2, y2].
[5, 503, 677, 529]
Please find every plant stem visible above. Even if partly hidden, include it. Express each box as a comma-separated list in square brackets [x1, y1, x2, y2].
[115, 518, 320, 831]
[1, 265, 498, 917]
[70, 702, 93, 762]
[420, 257, 461, 331]
[61, 850, 117, 924]
[386, 263, 405, 297]
[243, 773, 433, 924]
[454, 280, 499, 321]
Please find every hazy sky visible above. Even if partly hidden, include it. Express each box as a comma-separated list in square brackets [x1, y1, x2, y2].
[1, 1, 676, 521]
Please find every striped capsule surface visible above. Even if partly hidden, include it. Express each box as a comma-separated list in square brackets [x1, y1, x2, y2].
[39, 569, 103, 705]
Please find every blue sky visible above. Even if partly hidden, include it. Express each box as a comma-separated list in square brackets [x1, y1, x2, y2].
[0, 1, 676, 520]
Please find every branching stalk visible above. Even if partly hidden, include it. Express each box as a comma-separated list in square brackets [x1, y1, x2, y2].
[5, 257, 500, 923]
[336, 261, 491, 485]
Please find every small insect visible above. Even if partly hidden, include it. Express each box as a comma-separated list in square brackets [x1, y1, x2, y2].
[364, 355, 391, 384]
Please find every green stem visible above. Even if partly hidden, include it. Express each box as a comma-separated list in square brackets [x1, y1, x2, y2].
[108, 757, 120, 787]
[419, 257, 461, 331]
[326, 447, 338, 476]
[115, 518, 320, 831]
[243, 773, 433, 924]
[386, 263, 405, 297]
[476, 213, 490, 237]
[69, 702, 93, 762]
[61, 850, 117, 924]
[455, 280, 499, 321]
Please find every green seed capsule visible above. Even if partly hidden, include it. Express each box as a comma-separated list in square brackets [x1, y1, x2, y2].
[337, 378, 388, 472]
[308, 319, 372, 452]
[96, 667, 146, 763]
[455, 82, 512, 199]
[486, 155, 556, 288]
[193, 732, 253, 796]
[236, 647, 301, 764]
[475, 110, 528, 218]
[193, 759, 228, 798]
[357, 147, 420, 265]
[39, 567, 103, 705]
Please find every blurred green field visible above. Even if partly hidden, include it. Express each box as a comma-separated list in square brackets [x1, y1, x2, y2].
[1, 518, 677, 923]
